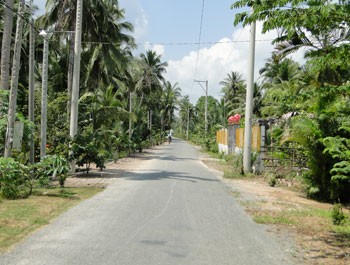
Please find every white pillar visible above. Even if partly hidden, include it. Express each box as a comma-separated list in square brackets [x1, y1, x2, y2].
[243, 21, 256, 174]
[69, 0, 83, 171]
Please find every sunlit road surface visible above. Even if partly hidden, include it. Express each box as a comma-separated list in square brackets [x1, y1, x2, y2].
[0, 139, 295, 265]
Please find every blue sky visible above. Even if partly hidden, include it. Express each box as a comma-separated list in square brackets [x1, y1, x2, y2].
[33, 0, 296, 103]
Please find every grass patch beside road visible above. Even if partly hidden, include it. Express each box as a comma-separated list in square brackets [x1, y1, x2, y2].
[0, 187, 103, 253]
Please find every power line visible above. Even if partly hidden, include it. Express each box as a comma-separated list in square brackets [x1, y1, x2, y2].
[139, 39, 273, 46]
[80, 39, 274, 46]
[193, 0, 206, 81]
[0, 0, 40, 34]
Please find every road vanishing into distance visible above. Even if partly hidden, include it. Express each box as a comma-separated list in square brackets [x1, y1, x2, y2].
[0, 139, 295, 265]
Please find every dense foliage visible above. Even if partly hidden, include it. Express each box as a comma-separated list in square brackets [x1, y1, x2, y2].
[1, 0, 349, 203]
[229, 0, 350, 202]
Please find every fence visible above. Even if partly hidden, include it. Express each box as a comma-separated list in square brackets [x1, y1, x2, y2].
[216, 123, 307, 173]
[216, 124, 261, 154]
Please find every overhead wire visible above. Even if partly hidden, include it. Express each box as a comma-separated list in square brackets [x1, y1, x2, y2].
[184, 0, 206, 108]
[193, 0, 206, 82]
[0, 0, 40, 34]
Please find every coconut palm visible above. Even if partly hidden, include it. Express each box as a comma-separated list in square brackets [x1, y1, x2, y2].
[178, 96, 196, 138]
[80, 85, 129, 131]
[260, 56, 302, 87]
[138, 50, 168, 96]
[135, 50, 168, 132]
[39, 0, 135, 114]
[1, 0, 14, 96]
[219, 71, 246, 116]
[260, 57, 305, 117]
[4, 0, 26, 157]
[161, 81, 182, 130]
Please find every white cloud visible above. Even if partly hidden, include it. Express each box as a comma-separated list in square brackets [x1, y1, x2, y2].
[165, 22, 278, 104]
[119, 0, 149, 42]
[133, 8, 149, 41]
[144, 42, 165, 57]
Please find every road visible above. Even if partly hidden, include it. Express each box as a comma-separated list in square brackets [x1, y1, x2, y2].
[0, 139, 295, 265]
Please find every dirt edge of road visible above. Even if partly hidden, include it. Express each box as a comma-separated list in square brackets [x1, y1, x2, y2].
[200, 156, 350, 265]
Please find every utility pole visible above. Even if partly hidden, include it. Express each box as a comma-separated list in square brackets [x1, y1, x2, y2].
[186, 106, 190, 140]
[243, 19, 256, 174]
[29, 0, 35, 163]
[39, 30, 51, 158]
[194, 79, 208, 137]
[69, 0, 83, 171]
[129, 90, 132, 139]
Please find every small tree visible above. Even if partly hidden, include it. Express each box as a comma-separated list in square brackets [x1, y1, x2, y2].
[69, 127, 109, 173]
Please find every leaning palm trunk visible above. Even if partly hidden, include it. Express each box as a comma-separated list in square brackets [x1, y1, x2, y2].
[4, 0, 25, 158]
[0, 0, 14, 104]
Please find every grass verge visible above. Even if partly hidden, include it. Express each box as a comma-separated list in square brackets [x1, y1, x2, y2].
[0, 187, 103, 253]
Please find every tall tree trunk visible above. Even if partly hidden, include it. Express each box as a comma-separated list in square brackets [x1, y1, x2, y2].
[4, 0, 25, 157]
[0, 0, 14, 101]
[67, 38, 75, 124]
[29, 0, 35, 163]
[40, 34, 49, 159]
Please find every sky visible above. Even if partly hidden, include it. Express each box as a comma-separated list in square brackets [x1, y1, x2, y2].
[32, 0, 302, 104]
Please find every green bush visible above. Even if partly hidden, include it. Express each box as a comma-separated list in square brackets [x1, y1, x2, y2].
[332, 203, 347, 225]
[70, 130, 109, 173]
[268, 175, 277, 187]
[32, 155, 70, 187]
[0, 158, 31, 199]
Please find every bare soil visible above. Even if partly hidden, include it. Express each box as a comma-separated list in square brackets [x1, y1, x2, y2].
[201, 157, 350, 265]
[65, 148, 350, 265]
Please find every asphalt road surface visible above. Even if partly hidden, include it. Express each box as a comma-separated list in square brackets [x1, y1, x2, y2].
[0, 139, 295, 265]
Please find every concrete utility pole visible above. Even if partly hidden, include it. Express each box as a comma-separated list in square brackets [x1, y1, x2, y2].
[129, 90, 132, 139]
[69, 0, 83, 171]
[194, 79, 208, 137]
[243, 20, 256, 174]
[186, 106, 190, 140]
[39, 30, 51, 158]
[29, 0, 35, 163]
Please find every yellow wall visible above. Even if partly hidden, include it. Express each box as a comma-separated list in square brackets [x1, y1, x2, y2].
[216, 126, 261, 151]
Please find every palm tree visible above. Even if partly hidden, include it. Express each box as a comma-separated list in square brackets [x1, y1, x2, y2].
[4, 0, 25, 157]
[260, 56, 302, 87]
[39, 0, 135, 117]
[137, 50, 168, 100]
[161, 81, 182, 130]
[260, 57, 305, 117]
[0, 0, 14, 97]
[135, 50, 168, 133]
[80, 85, 129, 131]
[178, 96, 195, 138]
[219, 71, 246, 116]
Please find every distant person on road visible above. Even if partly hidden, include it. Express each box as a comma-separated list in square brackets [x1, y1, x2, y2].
[167, 130, 172, 143]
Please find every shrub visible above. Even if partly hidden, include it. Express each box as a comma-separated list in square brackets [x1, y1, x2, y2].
[32, 155, 70, 187]
[0, 158, 31, 199]
[70, 129, 110, 173]
[332, 203, 347, 225]
[268, 175, 277, 187]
